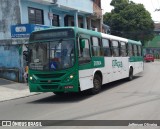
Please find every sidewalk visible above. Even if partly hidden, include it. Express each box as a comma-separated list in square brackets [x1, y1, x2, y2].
[0, 78, 41, 102]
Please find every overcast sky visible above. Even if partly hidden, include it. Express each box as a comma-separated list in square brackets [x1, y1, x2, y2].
[101, 0, 160, 22]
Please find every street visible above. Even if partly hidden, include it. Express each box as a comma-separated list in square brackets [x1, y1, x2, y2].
[0, 62, 160, 129]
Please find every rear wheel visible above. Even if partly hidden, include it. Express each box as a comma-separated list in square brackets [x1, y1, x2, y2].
[89, 74, 102, 95]
[128, 68, 133, 81]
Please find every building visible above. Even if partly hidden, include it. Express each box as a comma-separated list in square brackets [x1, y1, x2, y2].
[0, 0, 102, 82]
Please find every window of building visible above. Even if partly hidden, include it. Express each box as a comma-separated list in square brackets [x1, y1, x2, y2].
[120, 42, 127, 57]
[102, 38, 111, 56]
[92, 37, 101, 56]
[52, 14, 59, 26]
[71, 21, 74, 26]
[28, 7, 44, 25]
[112, 40, 120, 57]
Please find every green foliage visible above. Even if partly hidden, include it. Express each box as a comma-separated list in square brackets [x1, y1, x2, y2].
[103, 0, 154, 45]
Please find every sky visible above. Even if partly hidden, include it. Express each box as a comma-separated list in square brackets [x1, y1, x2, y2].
[101, 0, 160, 22]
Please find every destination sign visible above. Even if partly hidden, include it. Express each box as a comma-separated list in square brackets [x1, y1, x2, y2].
[29, 28, 74, 42]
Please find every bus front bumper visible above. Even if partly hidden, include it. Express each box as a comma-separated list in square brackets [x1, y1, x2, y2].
[29, 79, 79, 93]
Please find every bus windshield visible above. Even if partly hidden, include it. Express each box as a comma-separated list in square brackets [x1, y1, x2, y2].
[28, 39, 75, 71]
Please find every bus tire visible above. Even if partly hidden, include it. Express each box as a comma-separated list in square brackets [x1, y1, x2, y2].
[128, 68, 133, 81]
[89, 74, 102, 94]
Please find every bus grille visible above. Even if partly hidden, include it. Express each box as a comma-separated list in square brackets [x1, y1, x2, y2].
[40, 80, 61, 83]
[35, 73, 65, 78]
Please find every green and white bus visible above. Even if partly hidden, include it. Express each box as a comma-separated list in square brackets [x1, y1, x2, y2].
[28, 27, 143, 95]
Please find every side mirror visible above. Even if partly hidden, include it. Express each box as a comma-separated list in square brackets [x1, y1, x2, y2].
[80, 39, 85, 49]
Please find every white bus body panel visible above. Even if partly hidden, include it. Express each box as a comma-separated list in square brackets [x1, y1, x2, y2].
[78, 33, 143, 91]
[79, 57, 131, 91]
[79, 57, 143, 91]
[79, 69, 94, 91]
[129, 61, 143, 75]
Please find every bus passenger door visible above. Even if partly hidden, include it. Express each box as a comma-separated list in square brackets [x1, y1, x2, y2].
[78, 35, 93, 91]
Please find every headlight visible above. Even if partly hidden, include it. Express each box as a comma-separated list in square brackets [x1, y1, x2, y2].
[64, 73, 75, 82]
[30, 76, 33, 80]
[29, 75, 36, 83]
[70, 75, 74, 79]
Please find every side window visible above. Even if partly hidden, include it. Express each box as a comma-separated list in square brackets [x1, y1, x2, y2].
[92, 37, 101, 56]
[120, 42, 127, 57]
[128, 44, 133, 56]
[102, 38, 111, 57]
[112, 40, 119, 57]
[133, 45, 137, 56]
[138, 46, 142, 56]
[78, 38, 91, 64]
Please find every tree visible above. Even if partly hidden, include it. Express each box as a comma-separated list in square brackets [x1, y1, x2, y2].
[103, 0, 154, 44]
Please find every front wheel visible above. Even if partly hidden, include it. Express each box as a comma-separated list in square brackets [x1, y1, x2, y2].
[88, 74, 102, 95]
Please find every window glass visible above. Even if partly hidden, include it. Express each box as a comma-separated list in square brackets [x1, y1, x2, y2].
[28, 7, 44, 25]
[112, 40, 119, 57]
[92, 37, 100, 56]
[120, 42, 127, 57]
[138, 46, 142, 56]
[128, 44, 133, 56]
[29, 40, 75, 70]
[92, 37, 99, 46]
[133, 45, 137, 56]
[102, 38, 111, 56]
[52, 14, 59, 26]
[79, 38, 91, 64]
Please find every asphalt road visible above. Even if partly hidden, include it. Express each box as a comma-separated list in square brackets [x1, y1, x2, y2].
[0, 62, 160, 129]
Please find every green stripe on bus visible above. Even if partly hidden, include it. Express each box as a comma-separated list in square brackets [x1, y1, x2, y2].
[129, 56, 143, 62]
[79, 57, 104, 70]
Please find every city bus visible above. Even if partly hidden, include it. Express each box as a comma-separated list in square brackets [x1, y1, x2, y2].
[28, 27, 143, 95]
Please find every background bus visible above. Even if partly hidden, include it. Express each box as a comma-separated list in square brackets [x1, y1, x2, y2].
[28, 27, 143, 95]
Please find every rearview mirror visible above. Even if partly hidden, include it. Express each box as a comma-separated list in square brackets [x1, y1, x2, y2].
[80, 39, 85, 49]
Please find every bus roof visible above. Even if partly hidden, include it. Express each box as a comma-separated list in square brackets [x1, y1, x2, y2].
[31, 26, 101, 37]
[30, 27, 141, 45]
[101, 33, 128, 42]
[74, 27, 101, 37]
[128, 39, 141, 45]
